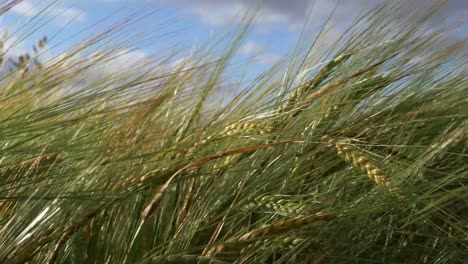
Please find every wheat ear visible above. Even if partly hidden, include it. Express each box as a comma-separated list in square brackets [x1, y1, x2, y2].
[210, 122, 274, 171]
[207, 211, 334, 256]
[321, 135, 404, 199]
[239, 211, 334, 241]
[174, 122, 273, 161]
[278, 52, 354, 115]
[257, 236, 305, 250]
[244, 195, 309, 216]
[221, 122, 274, 137]
[147, 254, 229, 264]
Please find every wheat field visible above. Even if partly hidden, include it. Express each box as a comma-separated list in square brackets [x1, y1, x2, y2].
[0, 1, 466, 263]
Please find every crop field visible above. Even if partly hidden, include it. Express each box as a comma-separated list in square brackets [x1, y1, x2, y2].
[0, 1, 466, 263]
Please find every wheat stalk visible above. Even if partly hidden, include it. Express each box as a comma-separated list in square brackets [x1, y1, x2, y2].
[141, 142, 286, 221]
[0, 153, 62, 215]
[0, 153, 61, 177]
[8, 207, 101, 264]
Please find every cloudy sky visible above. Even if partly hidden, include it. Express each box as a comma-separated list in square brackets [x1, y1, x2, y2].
[1, 0, 466, 77]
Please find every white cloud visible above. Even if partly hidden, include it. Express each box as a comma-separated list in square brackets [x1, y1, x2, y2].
[155, 0, 466, 38]
[10, 0, 87, 24]
[188, 1, 298, 31]
[170, 55, 194, 70]
[36, 47, 156, 96]
[100, 49, 150, 75]
[256, 53, 282, 66]
[169, 51, 214, 72]
[238, 40, 282, 66]
[96, 0, 467, 29]
[256, 10, 289, 24]
[52, 6, 87, 23]
[10, 1, 36, 15]
[190, 2, 245, 26]
[46, 48, 150, 75]
[238, 41, 263, 56]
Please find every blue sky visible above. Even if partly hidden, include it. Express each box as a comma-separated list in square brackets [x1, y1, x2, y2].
[1, 0, 466, 79]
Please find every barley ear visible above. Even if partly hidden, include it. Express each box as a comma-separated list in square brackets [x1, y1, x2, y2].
[321, 135, 404, 199]
[206, 211, 334, 257]
[278, 51, 354, 115]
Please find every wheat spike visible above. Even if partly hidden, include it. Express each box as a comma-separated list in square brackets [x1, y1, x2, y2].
[238, 236, 307, 259]
[278, 52, 354, 115]
[172, 121, 274, 172]
[142, 254, 229, 264]
[239, 211, 334, 241]
[207, 211, 334, 256]
[321, 135, 404, 199]
[212, 154, 240, 172]
[244, 195, 309, 216]
[111, 166, 172, 191]
[262, 236, 305, 249]
[209, 121, 273, 172]
[220, 122, 274, 137]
